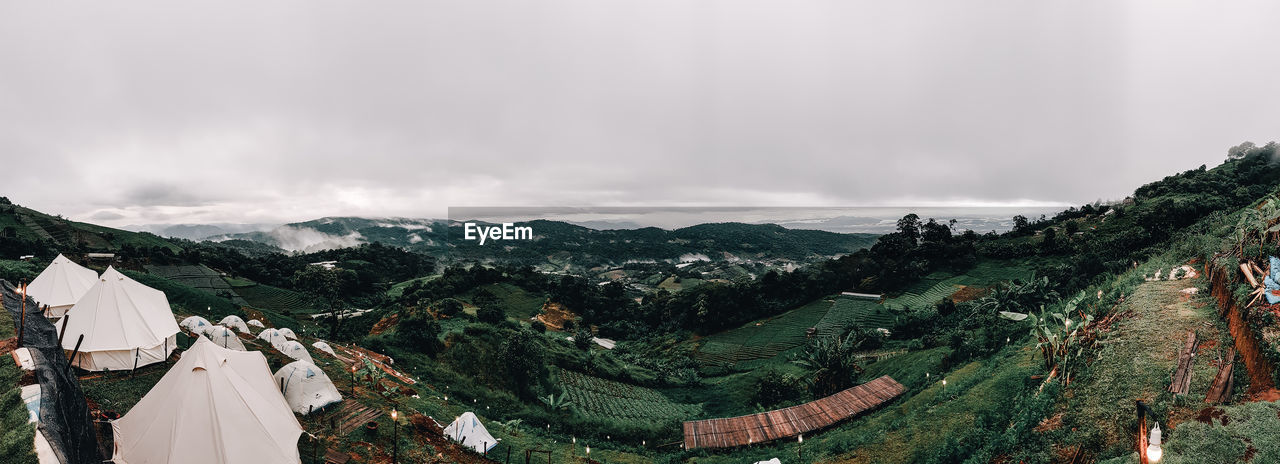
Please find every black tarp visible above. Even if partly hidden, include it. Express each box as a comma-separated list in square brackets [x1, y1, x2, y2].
[3, 280, 102, 464]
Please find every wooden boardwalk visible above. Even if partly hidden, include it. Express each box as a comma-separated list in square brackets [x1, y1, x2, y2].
[682, 375, 905, 449]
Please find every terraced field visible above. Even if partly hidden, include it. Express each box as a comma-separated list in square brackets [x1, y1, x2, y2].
[233, 282, 319, 313]
[558, 369, 701, 424]
[882, 261, 1034, 311]
[882, 277, 965, 311]
[817, 298, 896, 334]
[146, 264, 248, 306]
[692, 299, 833, 367]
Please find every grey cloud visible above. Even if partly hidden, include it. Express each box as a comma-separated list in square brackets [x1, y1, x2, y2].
[2, 1, 1280, 227]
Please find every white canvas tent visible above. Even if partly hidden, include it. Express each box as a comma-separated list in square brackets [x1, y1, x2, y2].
[276, 341, 313, 364]
[26, 254, 98, 318]
[247, 319, 266, 328]
[754, 459, 782, 464]
[278, 328, 297, 340]
[219, 315, 250, 334]
[443, 412, 499, 454]
[273, 360, 342, 414]
[257, 328, 288, 349]
[311, 341, 337, 357]
[180, 316, 213, 334]
[111, 337, 303, 464]
[58, 267, 180, 371]
[204, 326, 246, 351]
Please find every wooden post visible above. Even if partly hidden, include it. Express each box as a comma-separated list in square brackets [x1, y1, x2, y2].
[68, 334, 84, 373]
[131, 348, 140, 378]
[17, 282, 27, 348]
[1137, 400, 1149, 464]
[58, 314, 70, 347]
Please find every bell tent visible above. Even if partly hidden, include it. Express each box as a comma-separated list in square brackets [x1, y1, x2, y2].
[278, 327, 298, 340]
[111, 337, 303, 464]
[26, 254, 98, 317]
[58, 267, 179, 371]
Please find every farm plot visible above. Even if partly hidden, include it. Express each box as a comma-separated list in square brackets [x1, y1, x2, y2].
[234, 282, 320, 313]
[882, 276, 965, 311]
[816, 298, 896, 335]
[692, 299, 833, 367]
[558, 369, 701, 424]
[146, 264, 248, 305]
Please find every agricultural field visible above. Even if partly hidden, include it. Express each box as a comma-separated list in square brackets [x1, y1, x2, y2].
[657, 275, 705, 292]
[817, 298, 896, 334]
[557, 369, 701, 424]
[385, 274, 439, 299]
[460, 282, 545, 320]
[882, 260, 1034, 311]
[692, 298, 833, 367]
[233, 282, 321, 314]
[145, 264, 248, 306]
[882, 276, 965, 311]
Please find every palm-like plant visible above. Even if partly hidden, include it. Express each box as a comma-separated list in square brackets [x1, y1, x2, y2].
[793, 330, 866, 397]
[539, 393, 574, 412]
[999, 294, 1092, 383]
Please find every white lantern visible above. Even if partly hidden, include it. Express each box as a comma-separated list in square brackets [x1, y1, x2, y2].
[1146, 422, 1163, 462]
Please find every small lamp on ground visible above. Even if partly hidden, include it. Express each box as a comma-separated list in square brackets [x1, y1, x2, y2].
[798, 434, 804, 462]
[1146, 423, 1163, 463]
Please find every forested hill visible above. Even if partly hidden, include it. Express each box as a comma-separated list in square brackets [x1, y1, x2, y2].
[444, 220, 880, 264]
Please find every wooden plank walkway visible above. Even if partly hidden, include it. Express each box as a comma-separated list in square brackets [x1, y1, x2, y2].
[682, 375, 905, 449]
[331, 399, 384, 436]
[1169, 331, 1198, 395]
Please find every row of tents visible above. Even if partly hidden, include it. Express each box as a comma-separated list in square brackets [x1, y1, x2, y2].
[24, 254, 500, 462]
[21, 255, 337, 463]
[26, 255, 182, 371]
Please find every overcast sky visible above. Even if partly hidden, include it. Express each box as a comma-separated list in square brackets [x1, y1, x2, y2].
[3, 1, 1279, 227]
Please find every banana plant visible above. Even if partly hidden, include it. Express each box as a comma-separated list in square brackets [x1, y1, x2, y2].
[539, 393, 574, 412]
[1000, 294, 1092, 383]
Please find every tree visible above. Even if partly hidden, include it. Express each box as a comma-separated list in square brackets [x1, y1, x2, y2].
[498, 329, 545, 399]
[434, 298, 464, 317]
[397, 309, 443, 355]
[473, 288, 499, 309]
[921, 218, 952, 245]
[292, 266, 343, 337]
[897, 214, 921, 245]
[1041, 227, 1057, 251]
[1012, 215, 1030, 234]
[572, 325, 594, 351]
[477, 305, 505, 324]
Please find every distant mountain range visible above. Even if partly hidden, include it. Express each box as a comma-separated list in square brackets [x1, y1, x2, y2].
[195, 217, 878, 269]
[3, 200, 882, 269]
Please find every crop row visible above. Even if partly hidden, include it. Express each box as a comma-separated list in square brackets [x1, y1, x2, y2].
[882, 277, 965, 310]
[558, 370, 700, 422]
